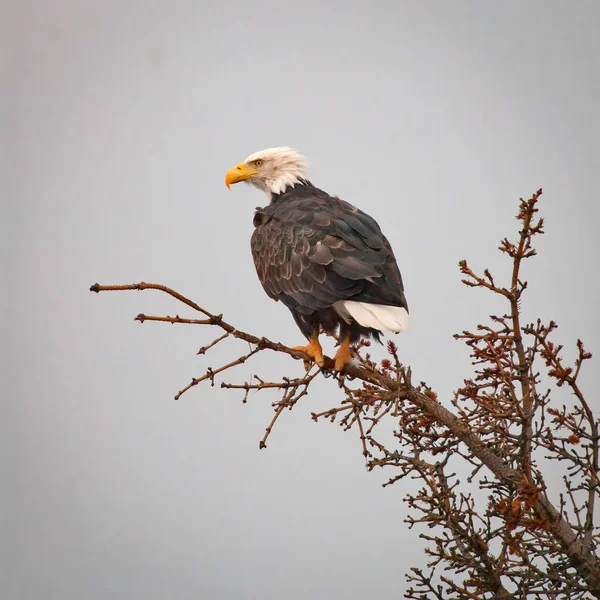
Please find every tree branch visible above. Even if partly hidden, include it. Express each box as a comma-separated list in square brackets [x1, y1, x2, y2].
[89, 189, 600, 597]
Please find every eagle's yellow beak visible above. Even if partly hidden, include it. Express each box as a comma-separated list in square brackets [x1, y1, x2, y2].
[225, 163, 258, 189]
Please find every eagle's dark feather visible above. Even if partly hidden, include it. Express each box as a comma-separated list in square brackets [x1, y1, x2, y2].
[250, 182, 409, 343]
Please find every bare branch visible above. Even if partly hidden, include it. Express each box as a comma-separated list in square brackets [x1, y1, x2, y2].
[90, 189, 600, 598]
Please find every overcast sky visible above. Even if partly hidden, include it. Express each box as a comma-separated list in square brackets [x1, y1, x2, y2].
[4, 1, 600, 598]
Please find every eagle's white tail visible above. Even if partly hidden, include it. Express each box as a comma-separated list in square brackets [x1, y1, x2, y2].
[335, 301, 410, 332]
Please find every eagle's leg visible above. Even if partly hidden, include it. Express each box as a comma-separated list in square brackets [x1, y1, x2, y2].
[334, 335, 352, 372]
[292, 332, 325, 368]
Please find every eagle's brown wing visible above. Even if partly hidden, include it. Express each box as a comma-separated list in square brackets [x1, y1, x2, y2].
[250, 185, 408, 316]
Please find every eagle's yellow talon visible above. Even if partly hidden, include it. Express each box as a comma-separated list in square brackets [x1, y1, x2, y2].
[334, 336, 352, 372]
[292, 334, 324, 368]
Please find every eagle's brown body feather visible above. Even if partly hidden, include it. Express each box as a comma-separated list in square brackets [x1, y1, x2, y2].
[250, 182, 409, 343]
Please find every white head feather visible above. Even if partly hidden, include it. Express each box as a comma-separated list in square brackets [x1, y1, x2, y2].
[242, 147, 310, 197]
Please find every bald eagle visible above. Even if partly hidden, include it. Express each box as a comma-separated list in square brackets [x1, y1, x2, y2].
[225, 147, 409, 371]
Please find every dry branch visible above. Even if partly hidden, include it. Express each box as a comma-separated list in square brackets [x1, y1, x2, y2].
[90, 189, 600, 598]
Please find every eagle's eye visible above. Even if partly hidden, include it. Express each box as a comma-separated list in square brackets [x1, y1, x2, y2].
[254, 160, 263, 167]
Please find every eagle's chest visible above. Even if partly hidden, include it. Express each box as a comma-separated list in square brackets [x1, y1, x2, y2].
[250, 211, 281, 274]
[252, 208, 273, 228]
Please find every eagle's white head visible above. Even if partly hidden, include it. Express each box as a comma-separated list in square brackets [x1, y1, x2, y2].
[225, 147, 310, 197]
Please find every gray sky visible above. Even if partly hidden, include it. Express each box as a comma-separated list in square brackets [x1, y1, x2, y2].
[4, 1, 600, 598]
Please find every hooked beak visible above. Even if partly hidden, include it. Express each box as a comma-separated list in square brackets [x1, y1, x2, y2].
[225, 163, 258, 189]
